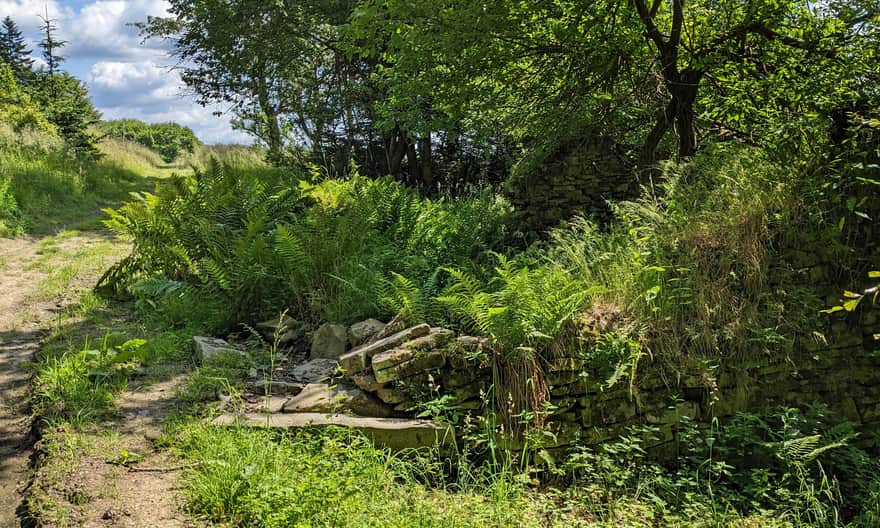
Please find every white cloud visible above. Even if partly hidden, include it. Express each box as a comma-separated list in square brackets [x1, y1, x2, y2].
[0, 0, 249, 144]
[88, 60, 251, 144]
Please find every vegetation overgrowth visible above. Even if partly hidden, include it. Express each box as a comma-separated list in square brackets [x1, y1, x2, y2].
[3, 1, 880, 527]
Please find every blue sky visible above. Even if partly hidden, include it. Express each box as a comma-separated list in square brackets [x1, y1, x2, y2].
[0, 0, 250, 144]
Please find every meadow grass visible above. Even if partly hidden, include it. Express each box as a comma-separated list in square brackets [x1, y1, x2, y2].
[0, 128, 186, 236]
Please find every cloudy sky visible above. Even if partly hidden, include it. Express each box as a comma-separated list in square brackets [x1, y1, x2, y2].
[0, 0, 251, 144]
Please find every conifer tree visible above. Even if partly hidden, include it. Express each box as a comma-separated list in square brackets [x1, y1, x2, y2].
[0, 16, 34, 80]
[38, 9, 66, 77]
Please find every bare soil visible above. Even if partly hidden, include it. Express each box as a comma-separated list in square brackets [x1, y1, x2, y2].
[0, 233, 192, 527]
[0, 237, 54, 528]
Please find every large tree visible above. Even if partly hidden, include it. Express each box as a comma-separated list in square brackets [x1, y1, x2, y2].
[0, 16, 34, 80]
[141, 0, 360, 164]
[352, 0, 879, 170]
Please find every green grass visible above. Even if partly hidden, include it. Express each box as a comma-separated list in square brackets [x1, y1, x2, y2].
[166, 424, 537, 528]
[0, 127, 175, 236]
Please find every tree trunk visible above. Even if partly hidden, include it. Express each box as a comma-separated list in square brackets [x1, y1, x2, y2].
[673, 68, 702, 159]
[418, 132, 433, 189]
[386, 127, 408, 177]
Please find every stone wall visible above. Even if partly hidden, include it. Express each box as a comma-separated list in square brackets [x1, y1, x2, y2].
[335, 304, 880, 453]
[505, 133, 637, 232]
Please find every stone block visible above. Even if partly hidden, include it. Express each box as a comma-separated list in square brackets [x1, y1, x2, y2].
[374, 350, 446, 383]
[339, 324, 431, 374]
[310, 323, 349, 360]
[212, 413, 454, 450]
[290, 358, 338, 383]
[350, 372, 385, 392]
[247, 380, 304, 396]
[281, 383, 392, 418]
[193, 336, 247, 362]
[348, 319, 386, 347]
[371, 329, 454, 371]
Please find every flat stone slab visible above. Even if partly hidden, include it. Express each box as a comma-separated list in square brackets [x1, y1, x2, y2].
[212, 413, 453, 450]
[281, 382, 391, 417]
[339, 324, 430, 374]
[193, 336, 247, 361]
[290, 358, 338, 383]
[247, 380, 305, 396]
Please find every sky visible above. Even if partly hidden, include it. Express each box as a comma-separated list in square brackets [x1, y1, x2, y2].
[0, 0, 251, 144]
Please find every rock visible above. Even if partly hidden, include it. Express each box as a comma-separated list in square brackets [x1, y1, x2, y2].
[247, 380, 305, 396]
[290, 358, 338, 383]
[374, 350, 447, 384]
[376, 387, 409, 404]
[350, 372, 386, 392]
[310, 323, 349, 360]
[193, 336, 247, 362]
[212, 413, 454, 450]
[348, 319, 386, 347]
[281, 383, 392, 418]
[371, 329, 454, 371]
[256, 315, 306, 344]
[256, 396, 289, 413]
[339, 324, 431, 374]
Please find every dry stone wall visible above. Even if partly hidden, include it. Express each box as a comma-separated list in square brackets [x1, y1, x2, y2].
[505, 134, 637, 232]
[333, 305, 880, 454]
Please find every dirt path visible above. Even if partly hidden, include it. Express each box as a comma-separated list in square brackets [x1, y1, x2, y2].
[0, 231, 192, 527]
[0, 237, 55, 528]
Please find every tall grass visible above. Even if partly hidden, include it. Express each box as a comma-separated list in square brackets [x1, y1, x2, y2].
[0, 125, 174, 235]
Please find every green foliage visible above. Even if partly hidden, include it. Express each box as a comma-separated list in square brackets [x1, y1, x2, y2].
[0, 16, 34, 79]
[0, 63, 54, 133]
[100, 119, 201, 162]
[440, 253, 587, 360]
[103, 165, 512, 329]
[0, 126, 163, 235]
[32, 333, 165, 425]
[170, 424, 532, 527]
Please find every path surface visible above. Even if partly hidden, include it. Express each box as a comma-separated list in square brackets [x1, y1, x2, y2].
[0, 230, 190, 527]
[0, 237, 55, 528]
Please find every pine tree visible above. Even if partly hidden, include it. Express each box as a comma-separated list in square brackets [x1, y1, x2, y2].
[0, 16, 34, 80]
[37, 9, 66, 77]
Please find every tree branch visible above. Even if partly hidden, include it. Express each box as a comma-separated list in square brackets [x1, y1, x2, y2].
[632, 0, 667, 52]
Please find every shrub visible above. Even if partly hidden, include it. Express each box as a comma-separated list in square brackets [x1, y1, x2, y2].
[100, 119, 201, 162]
[102, 165, 513, 330]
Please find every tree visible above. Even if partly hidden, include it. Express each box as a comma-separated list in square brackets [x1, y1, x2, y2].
[140, 0, 354, 163]
[38, 9, 66, 78]
[0, 16, 34, 80]
[352, 0, 879, 172]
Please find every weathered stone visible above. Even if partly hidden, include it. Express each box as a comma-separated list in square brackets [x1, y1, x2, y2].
[350, 372, 385, 392]
[348, 319, 386, 347]
[456, 400, 483, 410]
[376, 387, 409, 404]
[290, 358, 338, 383]
[247, 380, 305, 396]
[281, 383, 392, 418]
[371, 330, 454, 371]
[255, 396, 289, 414]
[212, 413, 454, 450]
[310, 323, 349, 360]
[550, 381, 592, 397]
[550, 397, 576, 414]
[546, 370, 584, 386]
[394, 401, 415, 412]
[374, 350, 446, 383]
[440, 369, 480, 388]
[193, 336, 246, 361]
[256, 316, 306, 344]
[450, 381, 483, 403]
[645, 401, 699, 425]
[339, 324, 431, 374]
